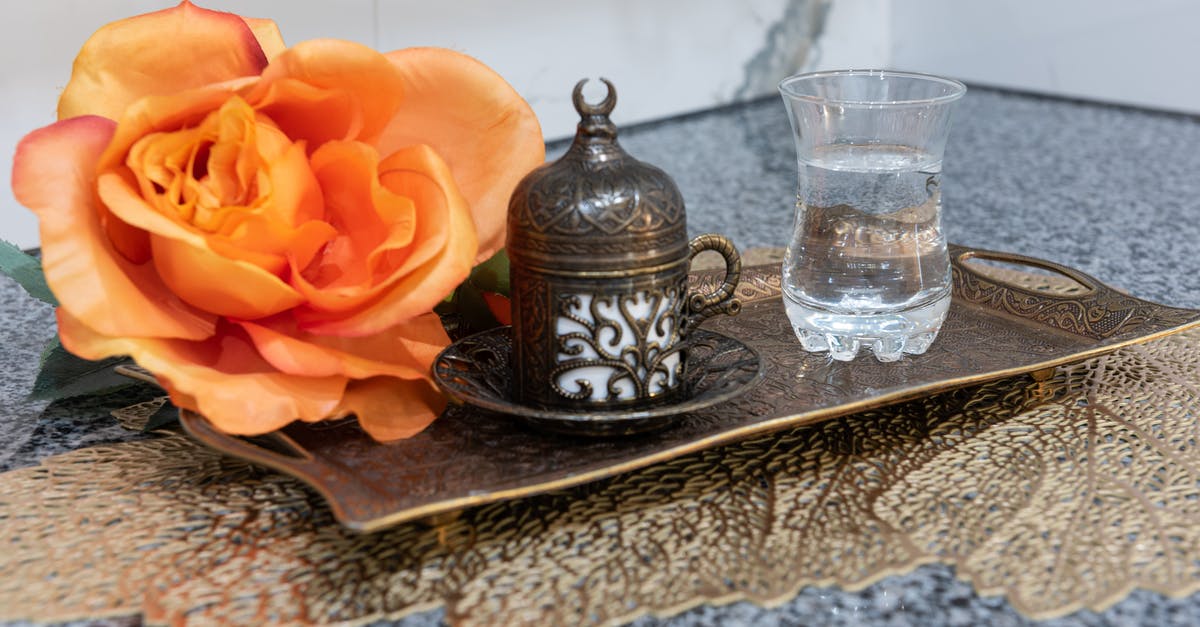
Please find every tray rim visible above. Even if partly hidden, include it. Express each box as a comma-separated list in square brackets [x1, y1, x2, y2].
[176, 245, 1200, 532]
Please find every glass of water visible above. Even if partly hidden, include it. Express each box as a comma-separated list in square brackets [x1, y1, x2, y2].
[778, 69, 966, 362]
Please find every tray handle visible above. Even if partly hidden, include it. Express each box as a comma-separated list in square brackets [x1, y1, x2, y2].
[954, 248, 1100, 295]
[115, 365, 318, 468]
[180, 409, 316, 467]
[948, 245, 1185, 341]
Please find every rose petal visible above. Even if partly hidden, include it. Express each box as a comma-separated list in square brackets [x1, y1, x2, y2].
[242, 16, 286, 61]
[209, 217, 336, 277]
[57, 310, 346, 435]
[335, 377, 445, 441]
[255, 140, 327, 226]
[58, 1, 269, 121]
[150, 233, 305, 319]
[119, 96, 282, 230]
[118, 97, 331, 274]
[248, 39, 405, 146]
[294, 144, 476, 336]
[239, 311, 448, 380]
[97, 172, 304, 319]
[291, 141, 419, 312]
[379, 48, 544, 262]
[12, 116, 216, 340]
[97, 81, 255, 174]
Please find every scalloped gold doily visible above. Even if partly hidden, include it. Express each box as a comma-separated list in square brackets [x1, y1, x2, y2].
[1, 324, 1199, 625]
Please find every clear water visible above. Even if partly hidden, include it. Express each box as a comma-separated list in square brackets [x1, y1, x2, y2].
[783, 143, 951, 361]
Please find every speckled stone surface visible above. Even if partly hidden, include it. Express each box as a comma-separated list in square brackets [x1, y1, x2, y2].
[0, 279, 159, 474]
[3, 87, 1200, 625]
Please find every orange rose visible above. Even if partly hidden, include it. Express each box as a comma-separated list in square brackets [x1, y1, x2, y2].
[11, 2, 544, 440]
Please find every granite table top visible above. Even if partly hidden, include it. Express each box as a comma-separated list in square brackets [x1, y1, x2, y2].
[3, 85, 1200, 626]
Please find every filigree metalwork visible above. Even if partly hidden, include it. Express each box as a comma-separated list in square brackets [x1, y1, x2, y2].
[552, 286, 684, 402]
[504, 80, 743, 411]
[511, 270, 700, 409]
[433, 327, 763, 436]
[507, 79, 689, 270]
[431, 330, 509, 404]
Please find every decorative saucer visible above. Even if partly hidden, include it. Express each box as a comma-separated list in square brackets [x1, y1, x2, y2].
[432, 327, 764, 436]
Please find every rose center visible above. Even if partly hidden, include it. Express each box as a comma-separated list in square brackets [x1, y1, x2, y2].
[127, 96, 278, 235]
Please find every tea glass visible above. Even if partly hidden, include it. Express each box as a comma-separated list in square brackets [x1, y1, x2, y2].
[778, 70, 966, 361]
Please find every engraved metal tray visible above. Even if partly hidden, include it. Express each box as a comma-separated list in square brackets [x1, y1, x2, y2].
[179, 244, 1200, 532]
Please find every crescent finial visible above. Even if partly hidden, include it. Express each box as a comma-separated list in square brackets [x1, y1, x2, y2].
[572, 78, 617, 117]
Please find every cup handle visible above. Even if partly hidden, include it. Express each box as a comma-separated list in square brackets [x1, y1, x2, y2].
[684, 234, 742, 334]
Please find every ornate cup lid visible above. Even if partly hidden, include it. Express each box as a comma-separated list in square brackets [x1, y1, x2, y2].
[506, 78, 689, 274]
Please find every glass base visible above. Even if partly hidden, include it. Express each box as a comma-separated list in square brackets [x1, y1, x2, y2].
[782, 292, 951, 362]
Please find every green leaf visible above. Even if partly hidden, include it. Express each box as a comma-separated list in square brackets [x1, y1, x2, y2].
[455, 280, 503, 333]
[39, 335, 61, 366]
[0, 239, 57, 306]
[469, 248, 510, 296]
[434, 249, 510, 336]
[30, 342, 134, 401]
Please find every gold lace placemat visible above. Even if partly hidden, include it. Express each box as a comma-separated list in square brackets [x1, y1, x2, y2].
[2, 258, 1199, 626]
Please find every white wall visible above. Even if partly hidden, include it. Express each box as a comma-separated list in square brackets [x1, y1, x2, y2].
[806, 0, 891, 73]
[889, 0, 1200, 115]
[1, 0, 835, 249]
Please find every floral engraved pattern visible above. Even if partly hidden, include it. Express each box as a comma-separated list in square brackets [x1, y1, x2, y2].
[512, 270, 551, 394]
[949, 246, 1200, 341]
[513, 228, 684, 257]
[552, 284, 684, 401]
[519, 160, 685, 238]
